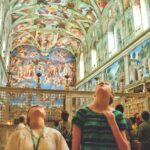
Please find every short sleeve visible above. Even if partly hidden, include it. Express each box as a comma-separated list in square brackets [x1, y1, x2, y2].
[114, 110, 127, 131]
[72, 108, 87, 129]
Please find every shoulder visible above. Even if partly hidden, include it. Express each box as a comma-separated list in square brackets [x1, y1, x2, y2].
[45, 127, 60, 133]
[139, 121, 148, 128]
[113, 110, 126, 121]
[6, 128, 28, 150]
[73, 107, 89, 120]
[74, 107, 89, 116]
[44, 127, 62, 137]
[44, 127, 68, 144]
[72, 107, 90, 128]
[113, 110, 123, 117]
[138, 122, 144, 128]
[113, 110, 127, 130]
[8, 127, 29, 141]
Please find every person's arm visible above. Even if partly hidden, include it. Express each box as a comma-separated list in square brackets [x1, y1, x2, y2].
[72, 108, 85, 150]
[103, 111, 129, 150]
[72, 124, 81, 150]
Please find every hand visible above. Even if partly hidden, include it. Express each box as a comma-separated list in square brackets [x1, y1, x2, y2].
[103, 110, 115, 126]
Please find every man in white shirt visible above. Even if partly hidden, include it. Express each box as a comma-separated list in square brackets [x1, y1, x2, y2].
[5, 105, 69, 150]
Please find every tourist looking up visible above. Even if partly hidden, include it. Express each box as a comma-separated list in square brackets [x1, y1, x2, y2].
[72, 81, 129, 150]
[6, 105, 69, 150]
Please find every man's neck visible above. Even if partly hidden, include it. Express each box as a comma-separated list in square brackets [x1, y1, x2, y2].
[30, 119, 45, 130]
[30, 124, 44, 135]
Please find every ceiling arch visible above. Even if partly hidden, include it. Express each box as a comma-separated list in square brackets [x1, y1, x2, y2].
[10, 0, 101, 55]
[5, 0, 113, 56]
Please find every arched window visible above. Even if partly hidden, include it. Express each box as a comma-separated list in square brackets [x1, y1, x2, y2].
[0, 3, 3, 37]
[108, 31, 115, 57]
[132, 0, 148, 31]
[108, 22, 117, 57]
[140, 0, 149, 30]
[108, 19, 123, 56]
[114, 26, 122, 51]
[91, 49, 97, 70]
[79, 53, 84, 79]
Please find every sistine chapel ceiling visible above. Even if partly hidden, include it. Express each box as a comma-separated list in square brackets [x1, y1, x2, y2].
[11, 0, 110, 55]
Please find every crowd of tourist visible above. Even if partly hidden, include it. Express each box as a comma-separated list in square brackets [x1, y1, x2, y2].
[5, 81, 150, 150]
[115, 104, 150, 150]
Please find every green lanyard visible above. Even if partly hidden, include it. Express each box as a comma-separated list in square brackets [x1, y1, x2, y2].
[30, 127, 44, 150]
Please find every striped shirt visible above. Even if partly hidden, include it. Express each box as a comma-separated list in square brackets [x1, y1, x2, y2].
[73, 106, 127, 150]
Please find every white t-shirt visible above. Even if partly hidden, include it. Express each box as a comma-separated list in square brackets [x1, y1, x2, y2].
[5, 126, 69, 150]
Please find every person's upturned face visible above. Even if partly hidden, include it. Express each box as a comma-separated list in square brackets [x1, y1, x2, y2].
[95, 81, 113, 104]
[28, 105, 46, 121]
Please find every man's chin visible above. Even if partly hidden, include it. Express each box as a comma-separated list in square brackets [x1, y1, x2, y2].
[32, 110, 45, 118]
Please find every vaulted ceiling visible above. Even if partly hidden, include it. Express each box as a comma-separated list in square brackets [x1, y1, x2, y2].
[11, 0, 110, 55]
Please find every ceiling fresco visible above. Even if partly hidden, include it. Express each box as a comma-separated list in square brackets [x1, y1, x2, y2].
[9, 0, 111, 89]
[11, 0, 111, 52]
[12, 0, 89, 54]
[10, 45, 76, 89]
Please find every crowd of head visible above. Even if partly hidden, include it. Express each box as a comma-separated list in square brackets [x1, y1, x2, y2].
[5, 81, 150, 150]
[115, 104, 150, 150]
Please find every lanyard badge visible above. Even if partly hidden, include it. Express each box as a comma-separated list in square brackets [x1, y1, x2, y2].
[30, 127, 44, 150]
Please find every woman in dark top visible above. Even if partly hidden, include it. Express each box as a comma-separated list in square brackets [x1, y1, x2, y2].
[72, 81, 129, 150]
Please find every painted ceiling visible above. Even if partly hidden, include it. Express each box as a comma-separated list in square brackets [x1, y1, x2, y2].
[11, 0, 110, 55]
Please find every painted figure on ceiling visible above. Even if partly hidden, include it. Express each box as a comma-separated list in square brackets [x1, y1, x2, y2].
[123, 0, 130, 10]
[10, 46, 76, 90]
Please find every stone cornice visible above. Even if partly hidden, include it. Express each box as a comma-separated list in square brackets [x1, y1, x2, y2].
[0, 86, 149, 98]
